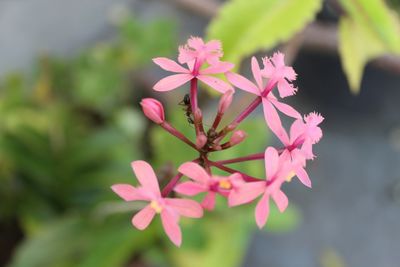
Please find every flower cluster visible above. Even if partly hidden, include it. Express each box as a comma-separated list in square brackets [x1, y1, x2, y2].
[111, 37, 324, 246]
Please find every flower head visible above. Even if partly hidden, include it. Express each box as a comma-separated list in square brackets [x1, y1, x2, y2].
[111, 160, 203, 246]
[175, 162, 244, 210]
[178, 36, 223, 66]
[262, 52, 297, 98]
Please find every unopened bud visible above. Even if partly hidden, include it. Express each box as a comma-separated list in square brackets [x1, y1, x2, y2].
[140, 98, 165, 124]
[196, 134, 207, 149]
[230, 130, 247, 146]
[218, 90, 234, 114]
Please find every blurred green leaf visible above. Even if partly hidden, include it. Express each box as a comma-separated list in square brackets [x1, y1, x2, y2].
[338, 0, 400, 93]
[207, 0, 322, 66]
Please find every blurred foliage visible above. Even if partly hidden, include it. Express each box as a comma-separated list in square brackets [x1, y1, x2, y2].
[207, 0, 322, 68]
[338, 0, 400, 93]
[207, 0, 400, 93]
[1, 15, 175, 267]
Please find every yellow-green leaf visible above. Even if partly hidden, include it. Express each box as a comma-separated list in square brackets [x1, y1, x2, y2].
[338, 0, 400, 93]
[207, 0, 322, 66]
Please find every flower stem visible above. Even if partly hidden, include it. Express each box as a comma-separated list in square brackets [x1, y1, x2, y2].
[207, 160, 260, 182]
[161, 122, 198, 151]
[216, 152, 264, 164]
[161, 173, 183, 197]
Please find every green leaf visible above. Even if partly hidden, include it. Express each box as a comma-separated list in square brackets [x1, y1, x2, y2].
[207, 0, 322, 66]
[338, 0, 400, 93]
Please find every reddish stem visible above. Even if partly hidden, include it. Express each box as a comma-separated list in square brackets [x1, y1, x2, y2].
[161, 173, 183, 197]
[216, 152, 264, 165]
[161, 122, 198, 151]
[207, 160, 261, 182]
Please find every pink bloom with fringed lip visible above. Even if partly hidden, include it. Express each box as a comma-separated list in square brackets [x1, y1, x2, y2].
[178, 36, 223, 66]
[175, 162, 244, 210]
[262, 52, 297, 98]
[226, 56, 301, 136]
[152, 37, 234, 94]
[111, 160, 203, 247]
[229, 147, 291, 228]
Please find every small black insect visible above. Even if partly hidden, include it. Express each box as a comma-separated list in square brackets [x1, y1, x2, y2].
[179, 94, 194, 124]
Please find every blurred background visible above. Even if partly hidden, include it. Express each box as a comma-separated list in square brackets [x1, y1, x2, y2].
[1, 0, 400, 266]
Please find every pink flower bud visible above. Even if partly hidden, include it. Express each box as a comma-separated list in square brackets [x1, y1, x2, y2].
[230, 130, 247, 146]
[218, 90, 234, 114]
[140, 98, 165, 124]
[196, 134, 207, 149]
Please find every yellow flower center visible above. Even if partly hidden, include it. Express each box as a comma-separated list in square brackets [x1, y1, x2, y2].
[286, 171, 296, 182]
[150, 200, 163, 213]
[219, 179, 232, 190]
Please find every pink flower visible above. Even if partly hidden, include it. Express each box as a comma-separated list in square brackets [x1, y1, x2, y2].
[175, 162, 244, 210]
[226, 56, 301, 136]
[111, 160, 203, 247]
[274, 112, 324, 187]
[140, 98, 165, 124]
[152, 57, 234, 93]
[229, 147, 291, 228]
[178, 36, 223, 66]
[262, 52, 297, 98]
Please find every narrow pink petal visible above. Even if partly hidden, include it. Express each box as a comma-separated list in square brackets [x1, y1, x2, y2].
[187, 36, 204, 49]
[131, 205, 156, 230]
[294, 165, 312, 188]
[200, 62, 234, 75]
[111, 184, 148, 201]
[160, 210, 182, 247]
[178, 162, 210, 183]
[269, 98, 301, 119]
[264, 147, 279, 179]
[277, 79, 297, 98]
[262, 98, 283, 137]
[131, 161, 160, 196]
[201, 192, 216, 210]
[153, 74, 193, 92]
[228, 181, 265, 206]
[197, 75, 233, 93]
[255, 192, 270, 228]
[165, 198, 203, 218]
[226, 72, 260, 95]
[271, 190, 288, 212]
[251, 57, 263, 89]
[205, 40, 222, 51]
[152, 57, 189, 73]
[283, 66, 297, 81]
[174, 181, 207, 196]
[290, 119, 305, 144]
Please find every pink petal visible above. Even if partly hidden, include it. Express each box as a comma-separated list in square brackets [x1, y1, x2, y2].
[178, 162, 210, 183]
[201, 192, 216, 210]
[251, 57, 263, 89]
[228, 181, 265, 206]
[160, 210, 182, 247]
[152, 57, 189, 73]
[174, 181, 207, 196]
[255, 192, 270, 228]
[283, 66, 297, 81]
[264, 147, 279, 180]
[226, 72, 260, 95]
[131, 161, 160, 196]
[271, 52, 285, 68]
[294, 165, 312, 188]
[153, 74, 193, 92]
[271, 190, 288, 212]
[197, 75, 233, 93]
[131, 205, 156, 230]
[205, 40, 222, 51]
[187, 36, 205, 50]
[290, 119, 305, 144]
[262, 98, 283, 136]
[277, 79, 297, 98]
[200, 62, 234, 75]
[111, 184, 148, 201]
[165, 198, 203, 218]
[270, 98, 301, 119]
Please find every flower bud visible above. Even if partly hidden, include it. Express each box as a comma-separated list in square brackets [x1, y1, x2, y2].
[140, 98, 165, 124]
[230, 130, 247, 146]
[196, 134, 207, 149]
[218, 90, 234, 114]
